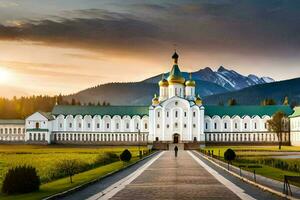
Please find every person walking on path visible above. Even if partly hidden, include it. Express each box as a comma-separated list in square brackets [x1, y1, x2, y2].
[174, 146, 178, 157]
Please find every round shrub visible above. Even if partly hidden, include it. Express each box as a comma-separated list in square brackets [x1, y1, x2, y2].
[120, 149, 132, 162]
[224, 149, 236, 163]
[2, 165, 40, 194]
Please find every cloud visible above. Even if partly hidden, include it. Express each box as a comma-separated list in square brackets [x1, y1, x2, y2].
[0, 1, 18, 8]
[0, 10, 160, 55]
[1, 2, 300, 57]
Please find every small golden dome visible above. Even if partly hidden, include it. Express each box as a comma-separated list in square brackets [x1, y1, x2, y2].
[152, 94, 159, 105]
[159, 79, 169, 87]
[185, 73, 196, 87]
[159, 74, 169, 87]
[195, 95, 202, 105]
[185, 80, 196, 87]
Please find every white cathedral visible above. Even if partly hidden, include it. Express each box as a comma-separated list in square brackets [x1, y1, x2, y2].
[1, 52, 300, 148]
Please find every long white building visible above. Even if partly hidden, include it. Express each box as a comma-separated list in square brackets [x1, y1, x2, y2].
[1, 52, 300, 148]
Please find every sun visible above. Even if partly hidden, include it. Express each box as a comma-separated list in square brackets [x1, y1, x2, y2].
[0, 67, 11, 83]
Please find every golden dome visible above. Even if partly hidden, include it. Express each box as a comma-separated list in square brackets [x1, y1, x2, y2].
[195, 95, 202, 105]
[185, 73, 196, 87]
[159, 74, 169, 87]
[152, 94, 159, 105]
[168, 74, 185, 85]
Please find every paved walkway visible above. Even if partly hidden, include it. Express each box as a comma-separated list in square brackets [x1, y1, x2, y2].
[61, 151, 286, 200]
[107, 151, 242, 200]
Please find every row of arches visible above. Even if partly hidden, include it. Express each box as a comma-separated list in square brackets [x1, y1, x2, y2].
[53, 115, 149, 133]
[204, 115, 271, 132]
[28, 132, 46, 141]
[0, 127, 25, 134]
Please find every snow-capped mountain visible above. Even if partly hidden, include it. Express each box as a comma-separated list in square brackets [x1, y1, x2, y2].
[144, 66, 274, 91]
[193, 66, 274, 91]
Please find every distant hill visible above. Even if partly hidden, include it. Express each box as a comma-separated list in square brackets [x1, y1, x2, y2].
[203, 77, 300, 105]
[65, 80, 228, 106]
[64, 66, 274, 105]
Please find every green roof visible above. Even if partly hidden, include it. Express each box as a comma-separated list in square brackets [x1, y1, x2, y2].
[0, 119, 25, 125]
[289, 106, 300, 118]
[204, 105, 293, 118]
[26, 128, 49, 132]
[169, 64, 182, 78]
[52, 105, 149, 117]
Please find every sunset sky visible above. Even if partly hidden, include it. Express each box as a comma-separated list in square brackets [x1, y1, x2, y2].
[0, 0, 300, 98]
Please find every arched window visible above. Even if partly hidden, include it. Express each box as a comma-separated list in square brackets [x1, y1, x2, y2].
[175, 111, 178, 118]
[106, 123, 110, 129]
[214, 123, 217, 130]
[36, 122, 40, 129]
[224, 123, 227, 129]
[116, 123, 119, 129]
[126, 123, 129, 129]
[69, 123, 72, 128]
[144, 123, 147, 129]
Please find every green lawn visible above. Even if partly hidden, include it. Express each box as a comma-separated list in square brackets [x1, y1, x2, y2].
[0, 144, 149, 199]
[0, 158, 139, 200]
[201, 145, 300, 187]
[0, 144, 147, 183]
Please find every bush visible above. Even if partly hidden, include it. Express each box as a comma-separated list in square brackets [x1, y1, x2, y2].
[120, 149, 132, 162]
[95, 152, 119, 166]
[224, 148, 236, 162]
[2, 165, 40, 194]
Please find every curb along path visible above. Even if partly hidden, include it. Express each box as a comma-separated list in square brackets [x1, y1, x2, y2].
[192, 151, 295, 200]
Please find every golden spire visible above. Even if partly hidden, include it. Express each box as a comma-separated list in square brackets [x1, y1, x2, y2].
[195, 94, 202, 105]
[283, 96, 289, 105]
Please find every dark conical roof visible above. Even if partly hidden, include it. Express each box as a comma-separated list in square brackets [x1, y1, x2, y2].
[172, 52, 179, 59]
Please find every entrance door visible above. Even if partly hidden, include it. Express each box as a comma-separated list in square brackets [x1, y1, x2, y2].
[173, 134, 179, 143]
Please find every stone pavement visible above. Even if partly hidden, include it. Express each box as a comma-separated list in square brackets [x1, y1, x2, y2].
[109, 151, 241, 200]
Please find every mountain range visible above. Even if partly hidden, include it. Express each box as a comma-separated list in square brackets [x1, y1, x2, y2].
[203, 77, 300, 106]
[65, 66, 278, 105]
[143, 66, 274, 91]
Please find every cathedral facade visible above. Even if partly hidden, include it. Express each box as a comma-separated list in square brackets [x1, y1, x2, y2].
[1, 52, 300, 147]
